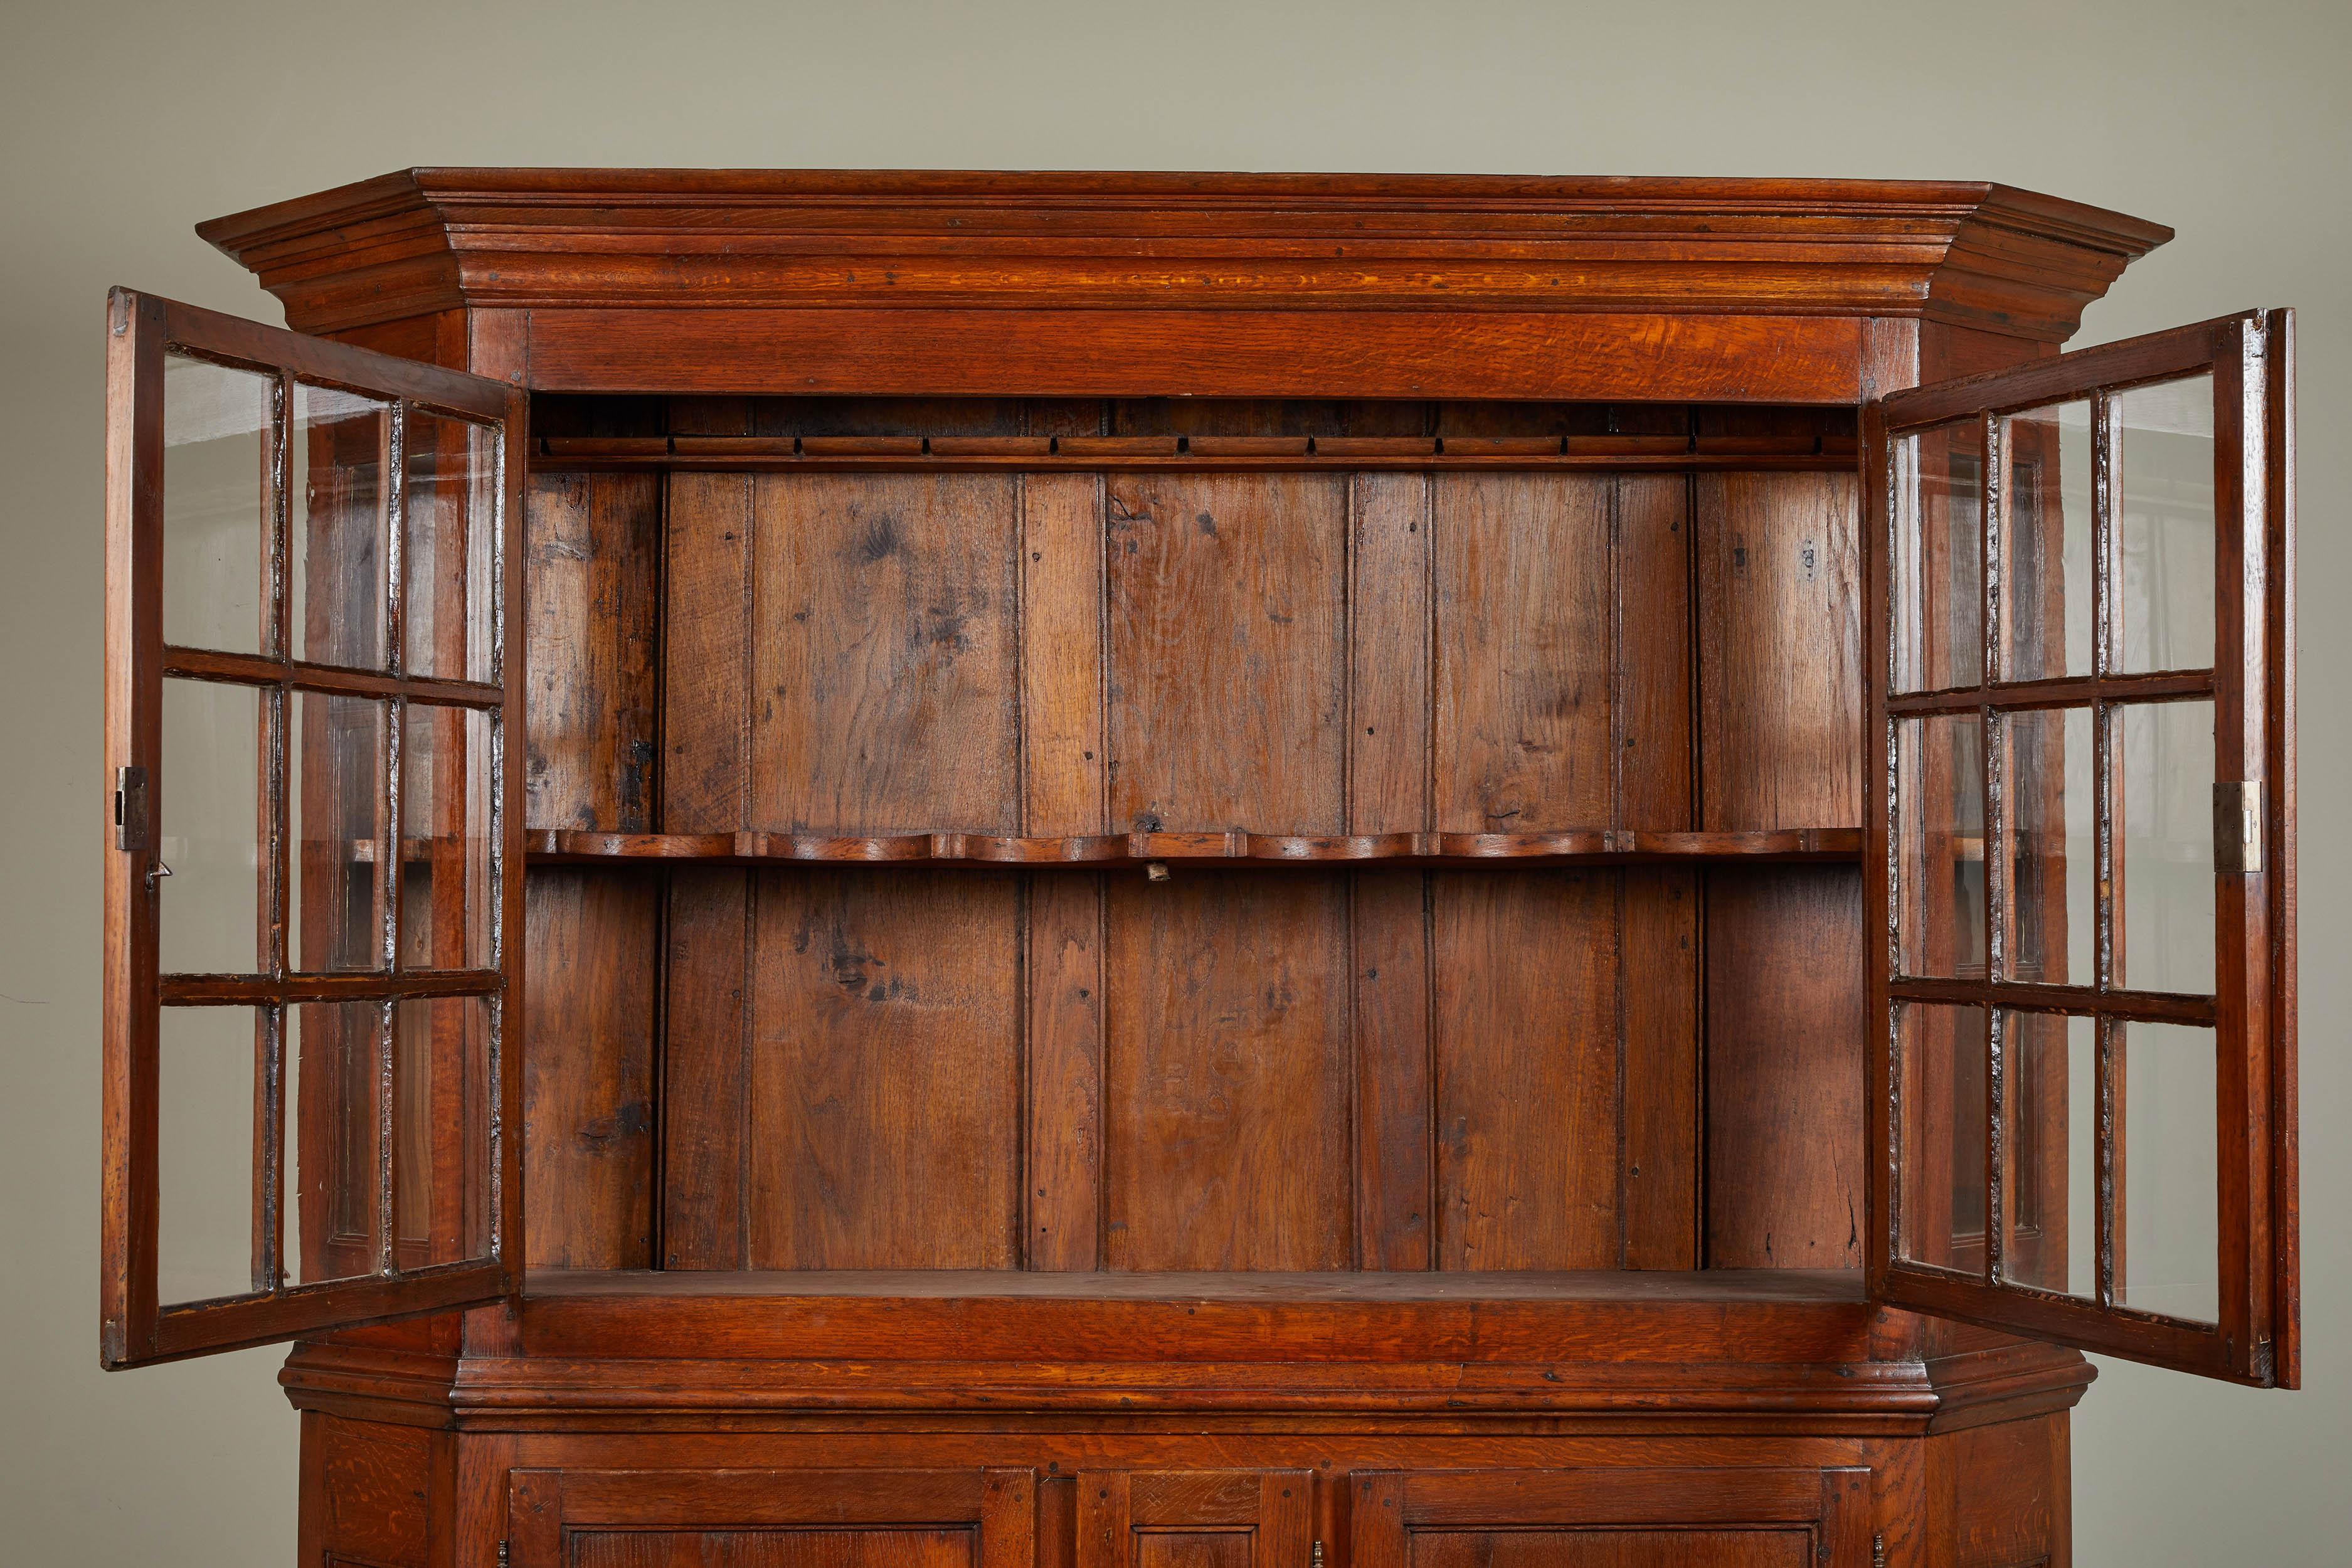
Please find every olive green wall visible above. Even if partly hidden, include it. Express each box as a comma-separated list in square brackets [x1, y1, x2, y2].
[1, 1, 2343, 1561]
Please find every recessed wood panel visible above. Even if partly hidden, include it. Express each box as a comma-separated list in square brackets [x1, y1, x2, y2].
[748, 869, 1022, 1269]
[572, 1530, 975, 1568]
[753, 472, 1022, 833]
[1696, 474, 1862, 830]
[1106, 474, 1346, 832]
[1433, 872, 1620, 1269]
[1433, 474, 1614, 831]
[1705, 866, 1867, 1269]
[1412, 1531, 1809, 1568]
[1104, 874, 1352, 1270]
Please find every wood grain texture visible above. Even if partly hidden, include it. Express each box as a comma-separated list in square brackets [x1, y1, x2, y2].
[1433, 872, 1619, 1269]
[1695, 474, 1862, 830]
[1106, 474, 1346, 832]
[660, 396, 755, 834]
[575, 1529, 974, 1568]
[750, 869, 1021, 1269]
[1705, 867, 1867, 1270]
[1434, 474, 1614, 831]
[1104, 874, 1352, 1271]
[524, 461, 661, 833]
[521, 869, 657, 1269]
[1621, 867, 1700, 1269]
[659, 867, 749, 1269]
[753, 472, 1021, 834]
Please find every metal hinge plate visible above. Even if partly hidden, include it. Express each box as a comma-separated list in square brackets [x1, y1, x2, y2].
[2214, 780, 2264, 874]
[497, 1543, 509, 1568]
[114, 765, 148, 852]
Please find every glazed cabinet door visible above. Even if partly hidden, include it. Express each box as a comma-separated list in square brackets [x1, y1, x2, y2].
[1078, 1471, 1314, 1568]
[1351, 1468, 1873, 1568]
[506, 1469, 1039, 1568]
[1863, 309, 2297, 1384]
[100, 289, 526, 1366]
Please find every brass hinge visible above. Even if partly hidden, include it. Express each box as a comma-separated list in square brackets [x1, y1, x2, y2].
[2215, 781, 2265, 874]
[497, 1543, 509, 1568]
[1310, 1544, 1325, 1568]
[1872, 1534, 1887, 1568]
[114, 765, 148, 851]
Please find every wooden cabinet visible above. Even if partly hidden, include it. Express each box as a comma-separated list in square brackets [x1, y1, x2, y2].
[93, 170, 2297, 1562]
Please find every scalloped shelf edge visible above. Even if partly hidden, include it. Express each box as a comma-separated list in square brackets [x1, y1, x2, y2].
[524, 827, 1865, 869]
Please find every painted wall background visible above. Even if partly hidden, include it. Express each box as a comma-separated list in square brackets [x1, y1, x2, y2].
[1, 2, 2342, 1560]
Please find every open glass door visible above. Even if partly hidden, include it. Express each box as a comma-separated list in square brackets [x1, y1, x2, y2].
[100, 289, 525, 1366]
[1864, 310, 2296, 1386]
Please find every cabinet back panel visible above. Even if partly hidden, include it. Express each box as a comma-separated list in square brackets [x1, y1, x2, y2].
[516, 396, 1865, 1274]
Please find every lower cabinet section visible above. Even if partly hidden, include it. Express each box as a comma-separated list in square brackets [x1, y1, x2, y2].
[1078, 1471, 1314, 1568]
[506, 1470, 1037, 1568]
[1353, 1468, 1873, 1568]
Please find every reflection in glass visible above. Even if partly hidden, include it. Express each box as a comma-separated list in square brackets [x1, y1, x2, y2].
[162, 353, 273, 655]
[1897, 714, 1984, 978]
[401, 705, 495, 972]
[2119, 1022, 2219, 1323]
[2118, 699, 2216, 995]
[1898, 1002, 1988, 1276]
[292, 692, 386, 973]
[403, 413, 498, 682]
[2003, 707, 2093, 987]
[2003, 401, 2094, 682]
[292, 383, 390, 671]
[157, 1005, 263, 1305]
[1890, 421, 1984, 692]
[159, 679, 263, 975]
[289, 1000, 383, 1285]
[2114, 375, 2215, 674]
[2002, 1011, 2095, 1299]
[394, 995, 494, 1266]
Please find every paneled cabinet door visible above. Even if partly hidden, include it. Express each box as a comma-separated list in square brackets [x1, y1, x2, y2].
[1350, 1468, 1873, 1568]
[506, 1468, 1039, 1568]
[1863, 309, 2299, 1385]
[1077, 1471, 1315, 1568]
[100, 289, 527, 1367]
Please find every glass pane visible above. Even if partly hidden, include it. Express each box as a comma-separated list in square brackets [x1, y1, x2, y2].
[400, 705, 495, 972]
[2114, 375, 2216, 674]
[2119, 1021, 2220, 1323]
[162, 353, 273, 655]
[1896, 714, 1984, 978]
[394, 995, 494, 1266]
[403, 413, 498, 683]
[2003, 707, 2094, 987]
[1897, 1002, 1988, 1276]
[159, 678, 264, 975]
[2002, 1011, 2095, 1300]
[157, 1005, 263, 1305]
[288, 999, 383, 1285]
[2003, 401, 2094, 681]
[292, 383, 390, 670]
[1890, 420, 1983, 692]
[292, 692, 387, 973]
[2118, 699, 2216, 995]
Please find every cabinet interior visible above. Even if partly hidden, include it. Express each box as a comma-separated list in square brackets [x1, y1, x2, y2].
[495, 393, 1870, 1291]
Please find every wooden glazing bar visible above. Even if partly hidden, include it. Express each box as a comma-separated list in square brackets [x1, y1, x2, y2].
[1878, 312, 2255, 430]
[161, 969, 503, 1004]
[160, 645, 506, 707]
[157, 295, 510, 421]
[1883, 669, 2212, 715]
[1882, 1261, 2233, 1380]
[1887, 976, 2216, 1026]
[524, 826, 1865, 867]
[144, 1257, 506, 1364]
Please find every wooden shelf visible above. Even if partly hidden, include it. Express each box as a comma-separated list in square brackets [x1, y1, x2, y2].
[525, 826, 1863, 869]
[532, 431, 1859, 474]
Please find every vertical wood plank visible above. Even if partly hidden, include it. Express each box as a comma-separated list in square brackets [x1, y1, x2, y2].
[1616, 474, 1695, 830]
[1350, 1474, 1409, 1568]
[524, 467, 661, 832]
[1695, 472, 1863, 830]
[1023, 470, 1107, 1269]
[750, 869, 1022, 1268]
[1349, 472, 1434, 1270]
[1621, 865, 1700, 1269]
[753, 471, 1022, 833]
[1707, 865, 1868, 1268]
[658, 866, 748, 1269]
[1104, 872, 1352, 1271]
[1433, 870, 1620, 1269]
[520, 868, 657, 1268]
[1077, 1471, 1135, 1568]
[1433, 473, 1613, 832]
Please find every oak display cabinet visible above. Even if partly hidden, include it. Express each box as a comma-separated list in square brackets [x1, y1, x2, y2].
[97, 172, 2299, 1567]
